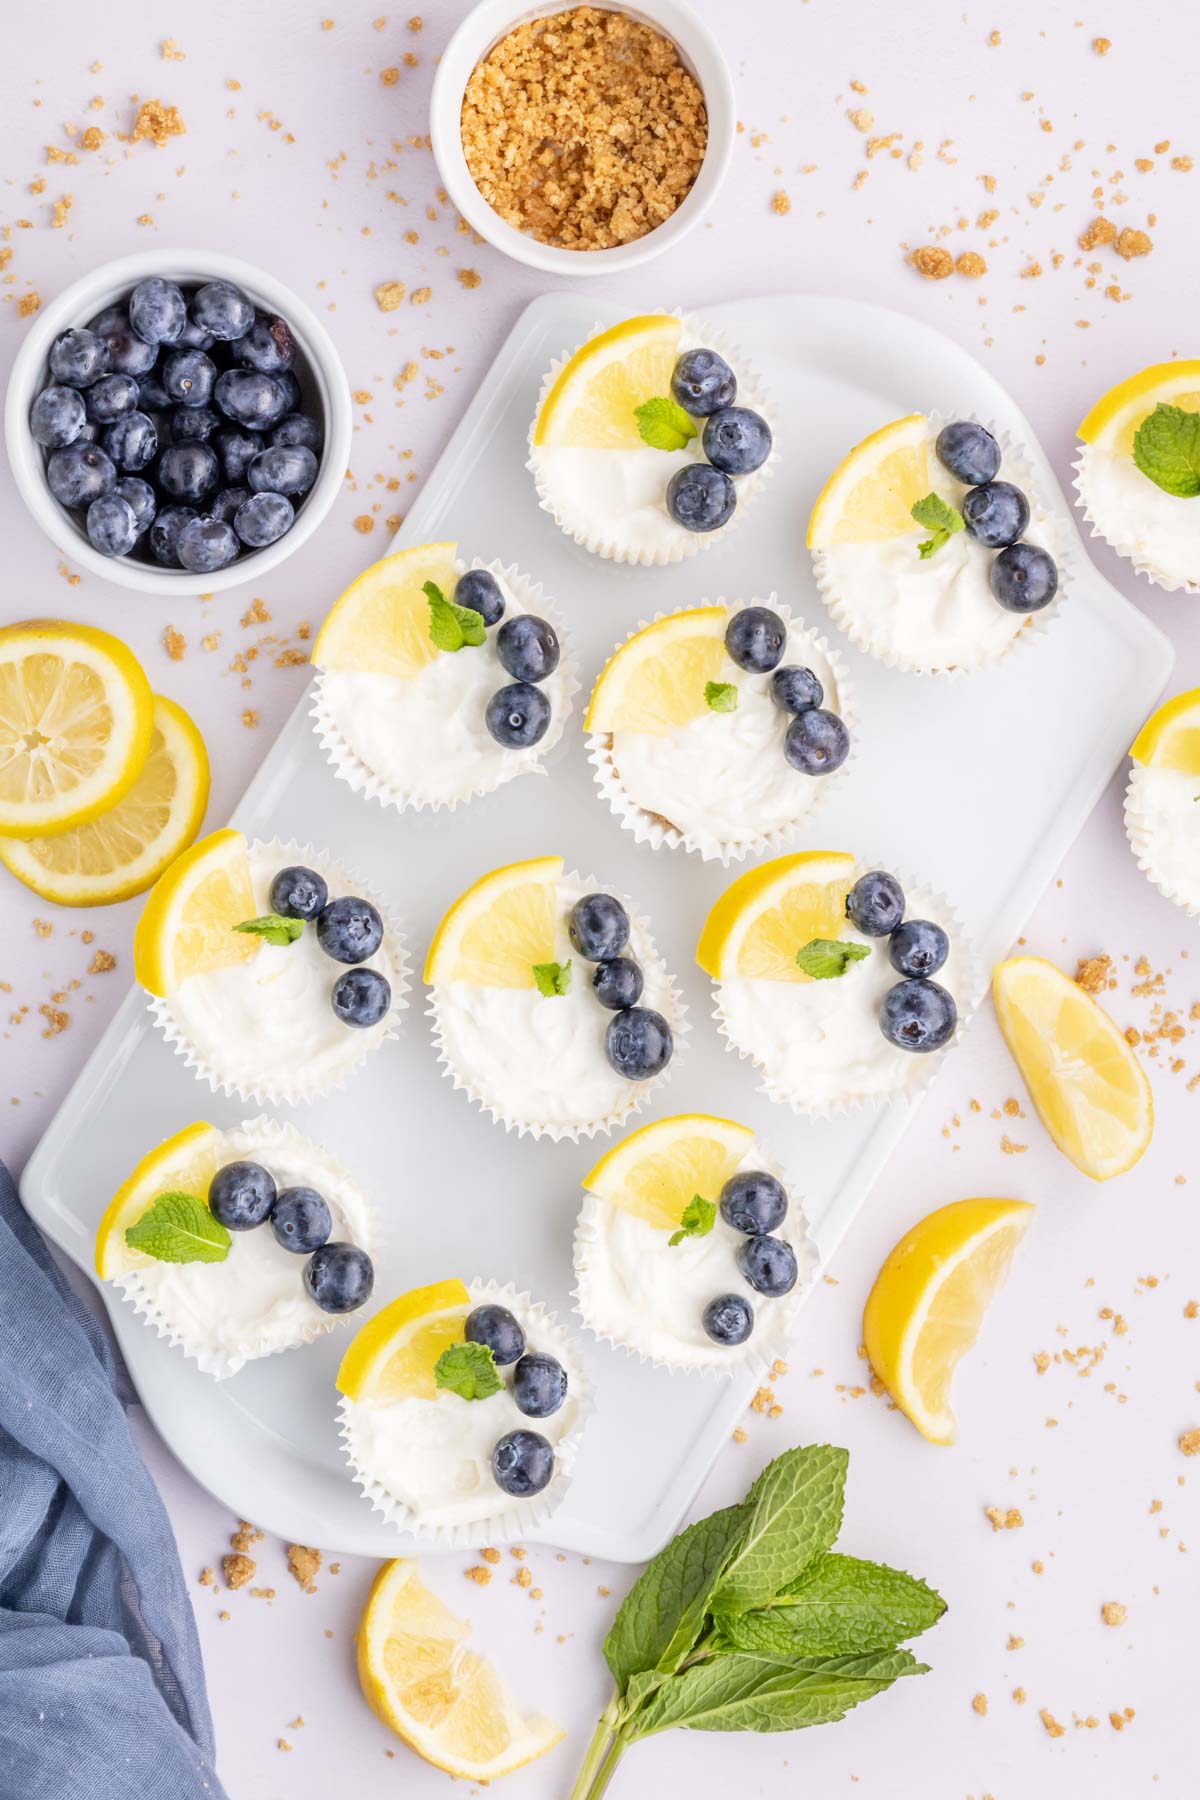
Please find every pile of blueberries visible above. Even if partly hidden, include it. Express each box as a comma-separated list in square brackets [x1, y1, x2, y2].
[845, 869, 958, 1054]
[934, 420, 1059, 613]
[30, 276, 323, 573]
[464, 1301, 570, 1499]
[701, 1169, 799, 1348]
[725, 602, 850, 777]
[208, 1156, 374, 1316]
[566, 891, 674, 1082]
[664, 348, 773, 533]
[267, 864, 392, 1030]
[449, 568, 561, 750]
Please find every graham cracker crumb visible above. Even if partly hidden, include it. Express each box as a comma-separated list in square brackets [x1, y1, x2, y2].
[481, 1546, 501, 1564]
[1075, 953, 1115, 993]
[1178, 1428, 1200, 1456]
[18, 294, 42, 318]
[277, 1739, 292, 1753]
[199, 1567, 216, 1587]
[771, 190, 792, 216]
[1040, 1708, 1066, 1738]
[81, 126, 105, 151]
[985, 1506, 1024, 1532]
[1013, 1686, 1027, 1704]
[1101, 1601, 1126, 1626]
[129, 99, 187, 148]
[231, 1521, 262, 1554]
[161, 37, 186, 60]
[972, 1692, 989, 1716]
[286, 1544, 321, 1591]
[241, 709, 259, 729]
[88, 950, 115, 975]
[465, 1565, 492, 1585]
[456, 267, 482, 288]
[223, 1552, 255, 1589]
[375, 281, 406, 311]
[732, 1426, 748, 1443]
[163, 626, 186, 661]
[353, 515, 374, 534]
[410, 285, 432, 306]
[910, 245, 954, 279]
[1093, 36, 1111, 54]
[955, 250, 987, 277]
[1115, 227, 1152, 259]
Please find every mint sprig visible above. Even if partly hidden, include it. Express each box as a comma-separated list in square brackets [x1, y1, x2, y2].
[234, 913, 304, 947]
[532, 959, 572, 997]
[635, 396, 698, 452]
[425, 580, 487, 652]
[705, 681, 738, 714]
[1132, 403, 1200, 498]
[124, 1191, 231, 1265]
[668, 1195, 716, 1247]
[434, 1340, 503, 1401]
[795, 938, 871, 980]
[910, 492, 965, 558]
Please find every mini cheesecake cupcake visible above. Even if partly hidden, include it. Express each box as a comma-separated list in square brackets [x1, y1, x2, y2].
[425, 854, 684, 1140]
[1125, 687, 1200, 914]
[587, 600, 854, 863]
[94, 1116, 377, 1378]
[134, 827, 408, 1105]
[311, 541, 579, 812]
[1076, 361, 1200, 592]
[528, 312, 775, 565]
[337, 1278, 592, 1544]
[698, 851, 975, 1115]
[574, 1113, 817, 1373]
[808, 414, 1064, 674]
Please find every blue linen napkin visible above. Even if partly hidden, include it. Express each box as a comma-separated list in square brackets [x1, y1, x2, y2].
[0, 1162, 227, 1800]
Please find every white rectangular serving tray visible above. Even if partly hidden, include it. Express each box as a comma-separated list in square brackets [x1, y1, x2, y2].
[21, 293, 1173, 1563]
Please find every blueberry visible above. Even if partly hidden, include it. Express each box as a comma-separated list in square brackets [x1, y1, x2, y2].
[247, 444, 318, 497]
[47, 441, 116, 508]
[466, 1304, 526, 1365]
[702, 406, 772, 475]
[163, 349, 217, 409]
[513, 1351, 568, 1419]
[49, 327, 110, 388]
[215, 426, 260, 482]
[666, 463, 736, 532]
[170, 405, 220, 443]
[272, 371, 302, 414]
[233, 312, 296, 373]
[719, 1170, 788, 1236]
[935, 420, 1001, 487]
[671, 347, 737, 416]
[175, 314, 216, 353]
[102, 412, 158, 473]
[702, 1294, 754, 1346]
[725, 605, 786, 674]
[191, 279, 255, 341]
[209, 1159, 276, 1230]
[770, 665, 823, 714]
[496, 614, 559, 684]
[491, 1429, 554, 1497]
[568, 893, 629, 961]
[605, 1007, 673, 1080]
[85, 495, 138, 558]
[214, 368, 290, 429]
[454, 568, 504, 627]
[888, 919, 949, 979]
[31, 385, 85, 448]
[270, 864, 328, 920]
[75, 422, 100, 444]
[485, 682, 551, 748]
[303, 1242, 374, 1314]
[990, 542, 1058, 614]
[137, 371, 172, 412]
[158, 440, 219, 504]
[736, 1235, 798, 1297]
[784, 708, 850, 775]
[148, 505, 198, 567]
[85, 373, 140, 424]
[846, 870, 905, 937]
[234, 491, 294, 548]
[331, 966, 392, 1027]
[961, 481, 1029, 548]
[116, 476, 156, 536]
[89, 311, 156, 378]
[176, 514, 240, 573]
[210, 485, 250, 524]
[270, 1186, 332, 1253]
[592, 956, 643, 1011]
[316, 895, 384, 964]
[128, 277, 187, 346]
[879, 978, 957, 1052]
[269, 412, 323, 454]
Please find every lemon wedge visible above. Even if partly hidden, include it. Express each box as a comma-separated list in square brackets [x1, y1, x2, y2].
[336, 1279, 472, 1403]
[533, 315, 682, 450]
[133, 826, 261, 999]
[583, 1113, 755, 1231]
[312, 542, 459, 680]
[357, 1559, 565, 1781]
[0, 619, 154, 838]
[696, 851, 857, 982]
[95, 1120, 221, 1280]
[1077, 360, 1200, 456]
[993, 956, 1152, 1179]
[806, 414, 930, 549]
[424, 855, 561, 988]
[863, 1198, 1034, 1444]
[1129, 687, 1200, 773]
[585, 608, 729, 736]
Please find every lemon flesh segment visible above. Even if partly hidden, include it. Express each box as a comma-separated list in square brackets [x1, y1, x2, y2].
[336, 1278, 471, 1402]
[424, 855, 562, 987]
[358, 1560, 565, 1781]
[0, 619, 154, 838]
[806, 415, 930, 549]
[534, 315, 682, 450]
[585, 608, 729, 736]
[584, 1112, 756, 1230]
[1129, 686, 1200, 772]
[864, 1198, 1034, 1445]
[133, 826, 261, 998]
[696, 851, 857, 982]
[312, 541, 459, 679]
[993, 956, 1152, 1179]
[95, 1120, 220, 1279]
[1077, 360, 1200, 454]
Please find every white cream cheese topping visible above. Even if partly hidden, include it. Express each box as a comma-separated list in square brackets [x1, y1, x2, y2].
[1126, 763, 1200, 908]
[1078, 442, 1200, 592]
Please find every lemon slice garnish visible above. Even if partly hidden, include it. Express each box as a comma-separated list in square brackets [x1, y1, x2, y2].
[1077, 360, 1200, 456]
[336, 1278, 472, 1403]
[696, 851, 857, 982]
[1129, 686, 1200, 773]
[95, 1120, 222, 1280]
[424, 855, 561, 988]
[806, 415, 931, 549]
[585, 608, 729, 736]
[583, 1113, 755, 1230]
[133, 826, 261, 998]
[312, 542, 459, 680]
[533, 315, 683, 451]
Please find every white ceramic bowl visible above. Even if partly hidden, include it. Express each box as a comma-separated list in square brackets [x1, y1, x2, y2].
[5, 248, 352, 595]
[430, 0, 735, 276]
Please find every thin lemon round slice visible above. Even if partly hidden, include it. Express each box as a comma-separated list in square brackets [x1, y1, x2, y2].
[357, 1559, 565, 1781]
[1077, 360, 1200, 455]
[0, 695, 209, 905]
[311, 541, 459, 680]
[336, 1279, 471, 1403]
[863, 1198, 1034, 1445]
[424, 855, 561, 987]
[696, 850, 857, 982]
[583, 1113, 756, 1231]
[533, 314, 683, 450]
[1129, 686, 1200, 773]
[0, 619, 154, 838]
[585, 608, 729, 736]
[993, 956, 1153, 1180]
[133, 826, 260, 999]
[95, 1119, 221, 1279]
[806, 414, 930, 549]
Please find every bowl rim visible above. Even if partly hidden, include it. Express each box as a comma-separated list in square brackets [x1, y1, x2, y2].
[5, 246, 352, 596]
[429, 0, 736, 276]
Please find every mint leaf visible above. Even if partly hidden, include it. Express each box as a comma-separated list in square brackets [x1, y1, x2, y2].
[434, 1340, 503, 1401]
[532, 959, 571, 997]
[669, 1195, 717, 1247]
[625, 1647, 927, 1739]
[635, 396, 698, 452]
[795, 938, 870, 980]
[124, 1191, 231, 1265]
[1132, 403, 1200, 498]
[603, 1504, 747, 1693]
[425, 580, 487, 651]
[233, 913, 304, 947]
[715, 1555, 946, 1657]
[705, 681, 738, 714]
[910, 491, 964, 558]
[712, 1445, 848, 1617]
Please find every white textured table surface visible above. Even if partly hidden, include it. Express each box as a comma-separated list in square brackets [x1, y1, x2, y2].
[4, 3, 1200, 1797]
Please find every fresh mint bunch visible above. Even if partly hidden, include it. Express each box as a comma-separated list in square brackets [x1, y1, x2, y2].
[705, 681, 738, 713]
[1133, 403, 1200, 497]
[668, 1195, 716, 1247]
[234, 913, 304, 947]
[425, 581, 487, 651]
[911, 492, 964, 558]
[635, 396, 698, 452]
[124, 1192, 231, 1265]
[795, 938, 870, 980]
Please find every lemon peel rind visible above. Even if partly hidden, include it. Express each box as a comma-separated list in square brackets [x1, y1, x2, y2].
[1072, 443, 1200, 595]
[1124, 766, 1200, 918]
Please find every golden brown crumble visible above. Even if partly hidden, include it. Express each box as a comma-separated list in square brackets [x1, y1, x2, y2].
[972, 1693, 988, 1716]
[1179, 1428, 1200, 1456]
[241, 709, 259, 729]
[1101, 1601, 1126, 1626]
[985, 1506, 1024, 1532]
[163, 626, 186, 662]
[771, 190, 791, 216]
[955, 250, 987, 277]
[1040, 1708, 1066, 1738]
[286, 1544, 321, 1591]
[1074, 952, 1116, 993]
[129, 100, 186, 148]
[410, 285, 432, 306]
[910, 245, 954, 279]
[161, 37, 186, 60]
[1115, 227, 1152, 260]
[456, 267, 482, 288]
[481, 1546, 501, 1564]
[88, 950, 115, 975]
[464, 1565, 492, 1585]
[353, 515, 374, 533]
[1093, 36, 1112, 54]
[223, 1552, 255, 1589]
[1079, 216, 1117, 250]
[18, 293, 41, 318]
[374, 280, 405, 311]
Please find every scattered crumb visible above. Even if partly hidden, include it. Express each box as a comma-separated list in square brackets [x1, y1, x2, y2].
[771, 190, 792, 216]
[910, 245, 954, 279]
[972, 1693, 989, 1716]
[129, 99, 186, 148]
[1040, 1708, 1066, 1739]
[374, 281, 405, 311]
[286, 1545, 321, 1592]
[985, 1506, 1024, 1532]
[1101, 1601, 1127, 1627]
[163, 626, 186, 662]
[88, 950, 115, 975]
[456, 267, 482, 288]
[1093, 36, 1111, 55]
[1179, 1428, 1200, 1456]
[241, 709, 259, 729]
[465, 1565, 492, 1585]
[223, 1552, 255, 1589]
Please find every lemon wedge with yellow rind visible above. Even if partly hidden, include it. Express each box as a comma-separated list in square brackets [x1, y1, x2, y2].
[95, 1120, 221, 1280]
[1129, 686, 1200, 773]
[806, 414, 930, 549]
[133, 826, 260, 999]
[533, 315, 682, 451]
[696, 851, 856, 983]
[583, 1113, 756, 1231]
[424, 855, 561, 987]
[1077, 360, 1200, 456]
[312, 541, 459, 680]
[585, 608, 730, 736]
[336, 1278, 471, 1403]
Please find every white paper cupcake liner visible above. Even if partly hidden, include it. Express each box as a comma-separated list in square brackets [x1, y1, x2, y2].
[148, 836, 410, 1108]
[428, 870, 688, 1143]
[812, 414, 1072, 678]
[311, 557, 582, 814]
[587, 598, 858, 864]
[338, 1279, 595, 1547]
[527, 309, 778, 566]
[111, 1115, 381, 1381]
[1073, 444, 1200, 594]
[1123, 768, 1200, 918]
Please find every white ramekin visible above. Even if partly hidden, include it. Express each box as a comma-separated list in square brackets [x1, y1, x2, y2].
[5, 248, 352, 596]
[430, 0, 736, 276]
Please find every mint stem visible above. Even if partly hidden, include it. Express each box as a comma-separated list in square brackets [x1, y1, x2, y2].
[588, 1733, 629, 1798]
[568, 1697, 622, 1800]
